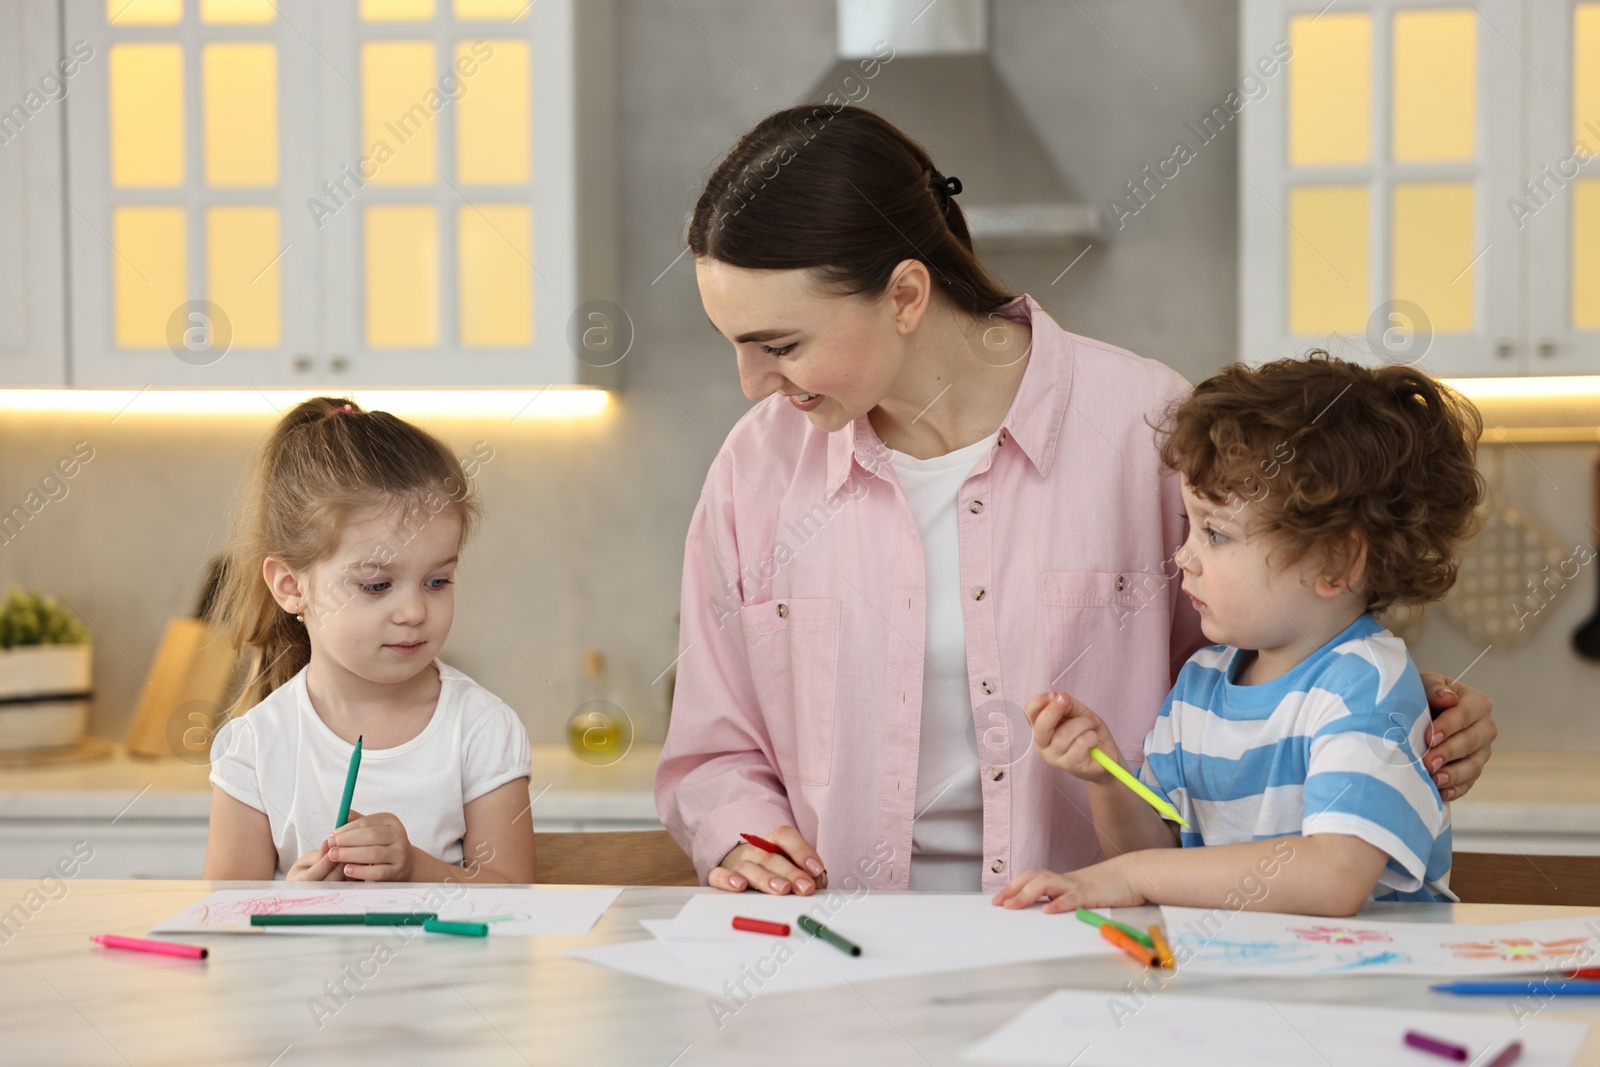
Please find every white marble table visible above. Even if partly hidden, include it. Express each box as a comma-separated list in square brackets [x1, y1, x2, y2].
[4, 882, 1600, 1066]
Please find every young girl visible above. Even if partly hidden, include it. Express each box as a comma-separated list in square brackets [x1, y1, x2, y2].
[203, 397, 536, 883]
[993, 355, 1483, 917]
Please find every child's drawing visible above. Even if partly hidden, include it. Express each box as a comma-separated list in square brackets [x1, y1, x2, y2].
[1444, 937, 1592, 963]
[1291, 925, 1393, 945]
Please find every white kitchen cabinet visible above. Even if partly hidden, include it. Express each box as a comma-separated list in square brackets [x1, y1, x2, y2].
[54, 0, 617, 389]
[1242, 0, 1600, 375]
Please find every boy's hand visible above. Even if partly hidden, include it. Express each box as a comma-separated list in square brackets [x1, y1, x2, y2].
[991, 857, 1146, 914]
[1026, 691, 1119, 781]
[327, 810, 416, 881]
[287, 844, 347, 881]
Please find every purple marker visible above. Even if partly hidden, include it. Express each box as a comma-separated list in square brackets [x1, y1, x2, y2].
[1403, 1030, 1469, 1061]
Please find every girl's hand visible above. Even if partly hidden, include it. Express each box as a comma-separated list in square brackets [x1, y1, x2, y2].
[1025, 691, 1119, 781]
[287, 844, 347, 881]
[327, 810, 415, 881]
[1419, 674, 1497, 800]
[991, 857, 1146, 914]
[708, 825, 827, 896]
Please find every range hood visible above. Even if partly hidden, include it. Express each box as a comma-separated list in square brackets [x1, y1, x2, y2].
[804, 0, 1099, 245]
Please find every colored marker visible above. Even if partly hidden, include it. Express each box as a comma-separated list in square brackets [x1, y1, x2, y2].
[1148, 924, 1176, 969]
[1431, 981, 1600, 996]
[251, 914, 365, 926]
[1074, 907, 1154, 949]
[335, 735, 363, 830]
[1099, 923, 1157, 966]
[732, 916, 791, 937]
[739, 832, 797, 865]
[1089, 747, 1190, 828]
[1403, 1030, 1469, 1061]
[1485, 1041, 1523, 1067]
[423, 918, 488, 937]
[797, 914, 860, 956]
[91, 934, 207, 960]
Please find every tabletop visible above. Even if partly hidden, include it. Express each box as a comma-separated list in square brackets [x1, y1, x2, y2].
[4, 881, 1599, 1067]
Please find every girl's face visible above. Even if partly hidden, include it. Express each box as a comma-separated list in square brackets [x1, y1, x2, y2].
[696, 258, 909, 433]
[272, 502, 462, 688]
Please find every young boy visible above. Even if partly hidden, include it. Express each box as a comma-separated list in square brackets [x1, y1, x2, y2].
[994, 354, 1483, 917]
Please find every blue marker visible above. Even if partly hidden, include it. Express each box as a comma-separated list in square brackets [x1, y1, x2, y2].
[1431, 981, 1600, 996]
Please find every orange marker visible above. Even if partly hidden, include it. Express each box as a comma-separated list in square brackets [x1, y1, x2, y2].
[1100, 922, 1157, 966]
[1149, 924, 1176, 969]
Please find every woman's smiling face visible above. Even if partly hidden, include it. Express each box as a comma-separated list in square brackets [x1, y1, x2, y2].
[696, 258, 909, 433]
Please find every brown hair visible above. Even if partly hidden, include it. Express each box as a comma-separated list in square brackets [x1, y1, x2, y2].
[688, 105, 1015, 316]
[217, 397, 483, 713]
[1158, 354, 1485, 612]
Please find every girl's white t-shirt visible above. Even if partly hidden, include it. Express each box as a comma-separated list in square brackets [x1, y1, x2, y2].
[209, 660, 531, 878]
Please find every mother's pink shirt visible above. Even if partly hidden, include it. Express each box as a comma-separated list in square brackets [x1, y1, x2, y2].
[656, 294, 1205, 892]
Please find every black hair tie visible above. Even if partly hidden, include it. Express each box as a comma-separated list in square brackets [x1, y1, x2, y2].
[929, 172, 963, 203]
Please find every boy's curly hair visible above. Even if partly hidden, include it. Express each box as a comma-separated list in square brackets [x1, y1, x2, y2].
[1157, 353, 1485, 612]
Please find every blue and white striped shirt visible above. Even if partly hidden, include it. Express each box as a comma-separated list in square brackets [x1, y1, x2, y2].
[1137, 614, 1453, 902]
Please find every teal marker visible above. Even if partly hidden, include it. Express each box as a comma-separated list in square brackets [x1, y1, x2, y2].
[335, 735, 363, 830]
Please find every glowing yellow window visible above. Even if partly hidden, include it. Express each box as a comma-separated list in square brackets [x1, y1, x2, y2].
[200, 0, 276, 23]
[1288, 186, 1369, 334]
[113, 207, 186, 349]
[208, 207, 281, 348]
[455, 0, 528, 18]
[1288, 13, 1370, 166]
[108, 0, 180, 24]
[203, 43, 278, 188]
[362, 42, 438, 186]
[366, 205, 438, 348]
[457, 41, 530, 184]
[110, 44, 184, 188]
[1392, 9, 1476, 163]
[459, 205, 533, 346]
[1391, 183, 1475, 333]
[1576, 181, 1600, 330]
[361, 0, 436, 19]
[1578, 5, 1600, 155]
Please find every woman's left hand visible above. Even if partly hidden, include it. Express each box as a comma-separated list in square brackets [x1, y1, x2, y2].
[326, 809, 415, 881]
[1419, 674, 1497, 801]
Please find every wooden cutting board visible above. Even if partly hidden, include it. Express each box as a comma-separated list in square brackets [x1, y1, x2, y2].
[123, 618, 237, 759]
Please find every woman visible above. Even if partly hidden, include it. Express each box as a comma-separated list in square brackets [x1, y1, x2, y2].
[656, 105, 1496, 897]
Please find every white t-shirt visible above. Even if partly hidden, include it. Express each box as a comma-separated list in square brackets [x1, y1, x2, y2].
[890, 431, 998, 891]
[209, 660, 531, 878]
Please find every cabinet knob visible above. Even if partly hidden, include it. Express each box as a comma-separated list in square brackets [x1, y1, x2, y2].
[330, 356, 350, 373]
[1494, 340, 1515, 360]
[293, 355, 313, 372]
[1537, 339, 1557, 359]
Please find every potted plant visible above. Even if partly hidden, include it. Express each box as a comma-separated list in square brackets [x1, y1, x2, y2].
[0, 588, 92, 752]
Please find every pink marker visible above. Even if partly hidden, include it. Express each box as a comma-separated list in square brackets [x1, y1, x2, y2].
[91, 934, 208, 960]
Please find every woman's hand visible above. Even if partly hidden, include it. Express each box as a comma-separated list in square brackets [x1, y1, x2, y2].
[1026, 691, 1119, 781]
[708, 825, 828, 896]
[286, 844, 346, 881]
[991, 856, 1146, 914]
[1419, 674, 1497, 800]
[327, 810, 415, 881]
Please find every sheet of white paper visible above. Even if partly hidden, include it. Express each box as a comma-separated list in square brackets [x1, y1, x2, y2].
[1160, 905, 1600, 977]
[150, 886, 622, 937]
[963, 989, 1589, 1066]
[565, 892, 1119, 995]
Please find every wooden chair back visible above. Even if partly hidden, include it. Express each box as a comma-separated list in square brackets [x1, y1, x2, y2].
[1451, 852, 1600, 907]
[534, 829, 699, 886]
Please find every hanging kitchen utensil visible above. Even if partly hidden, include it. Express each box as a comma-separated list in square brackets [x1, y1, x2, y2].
[1572, 452, 1600, 662]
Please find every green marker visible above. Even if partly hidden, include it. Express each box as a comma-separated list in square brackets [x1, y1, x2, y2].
[1075, 907, 1154, 949]
[1089, 747, 1189, 828]
[335, 735, 363, 830]
[423, 918, 489, 937]
[251, 914, 365, 926]
[797, 914, 861, 957]
[364, 912, 436, 926]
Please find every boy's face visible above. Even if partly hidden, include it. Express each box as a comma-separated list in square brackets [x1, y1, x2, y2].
[1174, 480, 1331, 652]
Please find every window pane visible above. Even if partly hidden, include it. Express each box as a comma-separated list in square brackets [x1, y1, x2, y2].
[208, 207, 281, 348]
[456, 40, 529, 184]
[200, 0, 276, 23]
[455, 0, 528, 18]
[1393, 9, 1476, 163]
[366, 205, 438, 347]
[1288, 13, 1370, 166]
[110, 44, 184, 188]
[114, 207, 186, 349]
[204, 43, 278, 188]
[362, 42, 438, 186]
[1288, 186, 1369, 334]
[1576, 180, 1600, 330]
[361, 0, 437, 21]
[1392, 183, 1475, 333]
[108, 0, 181, 25]
[459, 204, 532, 346]
[1578, 4, 1600, 155]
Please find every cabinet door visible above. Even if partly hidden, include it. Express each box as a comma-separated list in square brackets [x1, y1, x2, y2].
[63, 0, 321, 388]
[1526, 0, 1600, 373]
[0, 3, 68, 385]
[1241, 0, 1523, 376]
[315, 0, 580, 386]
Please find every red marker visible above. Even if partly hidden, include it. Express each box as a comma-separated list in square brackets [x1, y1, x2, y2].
[1563, 968, 1600, 980]
[91, 934, 207, 960]
[740, 832, 796, 864]
[732, 916, 791, 937]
